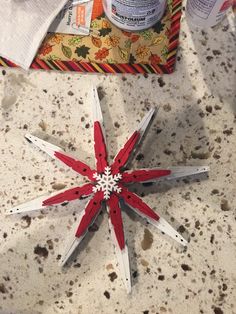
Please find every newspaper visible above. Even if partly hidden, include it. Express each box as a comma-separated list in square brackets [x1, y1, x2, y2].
[49, 0, 94, 35]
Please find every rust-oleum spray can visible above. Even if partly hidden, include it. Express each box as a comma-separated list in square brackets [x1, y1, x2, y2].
[102, 0, 167, 31]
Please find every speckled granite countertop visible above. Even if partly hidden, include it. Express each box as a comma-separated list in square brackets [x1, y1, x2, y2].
[0, 7, 235, 314]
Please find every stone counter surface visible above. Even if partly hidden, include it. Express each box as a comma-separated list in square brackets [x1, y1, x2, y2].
[0, 7, 235, 314]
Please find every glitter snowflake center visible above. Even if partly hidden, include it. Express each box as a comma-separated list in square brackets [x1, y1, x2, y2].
[92, 166, 122, 200]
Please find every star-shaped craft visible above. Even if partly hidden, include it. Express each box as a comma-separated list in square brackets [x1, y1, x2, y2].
[7, 87, 209, 293]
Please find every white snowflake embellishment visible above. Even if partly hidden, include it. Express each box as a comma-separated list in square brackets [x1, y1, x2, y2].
[92, 166, 122, 200]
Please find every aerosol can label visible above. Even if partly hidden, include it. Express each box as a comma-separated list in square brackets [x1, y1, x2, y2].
[186, 0, 232, 27]
[103, 0, 167, 31]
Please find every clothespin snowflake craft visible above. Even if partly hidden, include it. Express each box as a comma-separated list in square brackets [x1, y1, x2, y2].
[7, 87, 209, 293]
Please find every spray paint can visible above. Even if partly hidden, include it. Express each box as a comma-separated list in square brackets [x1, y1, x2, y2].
[102, 0, 167, 31]
[186, 0, 232, 28]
